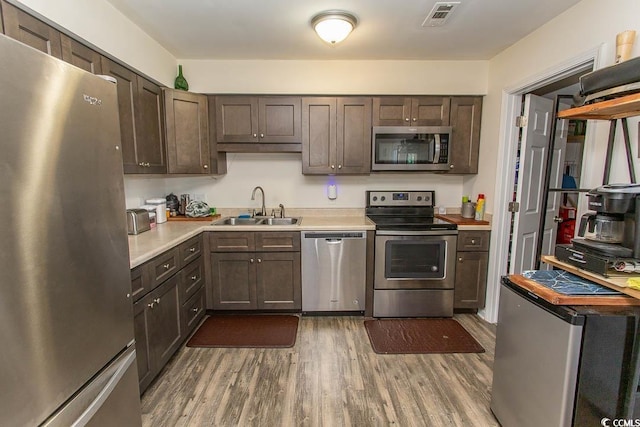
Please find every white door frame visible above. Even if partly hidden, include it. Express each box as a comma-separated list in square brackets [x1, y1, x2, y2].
[480, 46, 603, 324]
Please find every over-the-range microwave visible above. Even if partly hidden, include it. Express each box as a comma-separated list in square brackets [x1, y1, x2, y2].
[371, 126, 452, 171]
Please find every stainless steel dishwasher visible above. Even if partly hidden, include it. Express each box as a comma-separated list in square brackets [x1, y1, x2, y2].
[301, 231, 367, 312]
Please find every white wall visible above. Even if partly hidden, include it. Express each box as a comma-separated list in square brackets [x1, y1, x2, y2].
[11, 0, 176, 85]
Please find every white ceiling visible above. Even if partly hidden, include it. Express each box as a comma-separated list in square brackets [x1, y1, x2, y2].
[106, 0, 582, 60]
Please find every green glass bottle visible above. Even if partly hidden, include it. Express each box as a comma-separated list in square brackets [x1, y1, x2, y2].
[174, 64, 189, 91]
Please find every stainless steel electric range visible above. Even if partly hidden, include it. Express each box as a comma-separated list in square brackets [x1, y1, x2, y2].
[365, 190, 458, 317]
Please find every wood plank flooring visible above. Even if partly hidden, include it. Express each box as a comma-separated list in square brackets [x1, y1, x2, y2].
[141, 314, 498, 426]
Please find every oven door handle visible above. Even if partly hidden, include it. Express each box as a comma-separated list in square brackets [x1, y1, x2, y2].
[375, 229, 458, 236]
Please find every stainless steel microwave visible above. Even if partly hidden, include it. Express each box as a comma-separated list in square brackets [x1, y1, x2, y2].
[371, 126, 452, 171]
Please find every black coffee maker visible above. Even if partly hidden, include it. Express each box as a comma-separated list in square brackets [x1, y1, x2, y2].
[556, 184, 640, 275]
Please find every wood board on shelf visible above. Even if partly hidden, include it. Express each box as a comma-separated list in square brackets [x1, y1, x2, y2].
[557, 92, 640, 120]
[541, 255, 640, 300]
[435, 214, 489, 225]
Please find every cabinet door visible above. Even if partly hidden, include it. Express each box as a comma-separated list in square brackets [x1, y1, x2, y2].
[149, 247, 180, 289]
[210, 252, 257, 310]
[179, 234, 203, 266]
[60, 34, 102, 73]
[130, 264, 147, 302]
[449, 96, 482, 174]
[372, 97, 412, 126]
[454, 251, 488, 309]
[133, 295, 153, 393]
[457, 230, 490, 252]
[134, 76, 166, 174]
[411, 96, 451, 126]
[337, 97, 372, 174]
[206, 95, 228, 174]
[302, 97, 337, 174]
[258, 97, 301, 143]
[148, 275, 182, 369]
[215, 96, 258, 143]
[256, 252, 301, 310]
[1, 0, 62, 58]
[164, 89, 210, 174]
[100, 58, 139, 173]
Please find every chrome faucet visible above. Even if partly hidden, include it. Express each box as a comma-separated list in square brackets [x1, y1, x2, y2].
[279, 203, 285, 218]
[251, 186, 267, 217]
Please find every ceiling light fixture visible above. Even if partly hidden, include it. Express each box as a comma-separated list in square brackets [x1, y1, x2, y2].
[311, 11, 358, 45]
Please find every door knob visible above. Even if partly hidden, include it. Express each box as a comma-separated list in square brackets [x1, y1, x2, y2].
[554, 216, 563, 223]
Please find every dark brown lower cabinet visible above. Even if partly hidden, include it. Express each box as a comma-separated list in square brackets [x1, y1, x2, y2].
[133, 275, 182, 393]
[131, 235, 205, 394]
[454, 230, 490, 310]
[208, 231, 302, 311]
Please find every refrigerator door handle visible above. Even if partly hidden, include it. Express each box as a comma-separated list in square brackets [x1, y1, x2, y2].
[43, 347, 137, 427]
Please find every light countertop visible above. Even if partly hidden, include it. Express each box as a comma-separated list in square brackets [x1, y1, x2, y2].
[128, 215, 376, 268]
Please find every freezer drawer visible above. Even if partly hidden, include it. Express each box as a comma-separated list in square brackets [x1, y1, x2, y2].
[43, 345, 141, 427]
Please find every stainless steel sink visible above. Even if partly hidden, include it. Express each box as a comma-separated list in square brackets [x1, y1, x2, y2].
[212, 216, 300, 226]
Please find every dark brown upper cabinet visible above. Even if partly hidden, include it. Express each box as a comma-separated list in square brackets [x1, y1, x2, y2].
[449, 96, 483, 174]
[372, 96, 450, 126]
[1, 0, 62, 58]
[215, 96, 302, 152]
[163, 89, 211, 174]
[101, 58, 166, 174]
[302, 97, 372, 175]
[60, 34, 102, 74]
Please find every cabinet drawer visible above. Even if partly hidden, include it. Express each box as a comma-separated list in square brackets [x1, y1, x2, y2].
[209, 231, 255, 252]
[180, 257, 204, 303]
[457, 231, 490, 251]
[149, 248, 180, 287]
[182, 287, 206, 334]
[130, 265, 147, 302]
[255, 231, 300, 252]
[179, 235, 203, 266]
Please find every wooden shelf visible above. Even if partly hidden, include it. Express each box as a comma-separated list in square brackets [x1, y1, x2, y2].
[541, 255, 640, 300]
[558, 92, 640, 120]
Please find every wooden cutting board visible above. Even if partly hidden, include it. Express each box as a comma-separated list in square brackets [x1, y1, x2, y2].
[508, 274, 640, 306]
[167, 214, 221, 222]
[435, 214, 490, 225]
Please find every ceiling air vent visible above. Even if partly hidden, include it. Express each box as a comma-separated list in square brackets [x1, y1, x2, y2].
[422, 2, 461, 27]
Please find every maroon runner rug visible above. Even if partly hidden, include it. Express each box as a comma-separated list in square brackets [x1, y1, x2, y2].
[364, 318, 485, 354]
[187, 315, 299, 348]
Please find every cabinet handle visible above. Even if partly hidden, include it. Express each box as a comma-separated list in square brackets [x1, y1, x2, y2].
[126, 293, 131, 298]
[203, 164, 208, 169]
[163, 263, 170, 269]
[450, 164, 454, 169]
[192, 307, 199, 313]
[191, 275, 198, 281]
[189, 247, 196, 253]
[260, 133, 264, 138]
[412, 117, 417, 122]
[471, 239, 476, 244]
[154, 297, 161, 304]
[250, 258, 254, 263]
[338, 164, 342, 169]
[257, 258, 262, 263]
[147, 302, 155, 309]
[331, 165, 335, 169]
[253, 133, 257, 138]
[404, 117, 410, 122]
[458, 257, 463, 262]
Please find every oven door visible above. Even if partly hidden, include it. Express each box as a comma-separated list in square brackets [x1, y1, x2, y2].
[374, 231, 457, 290]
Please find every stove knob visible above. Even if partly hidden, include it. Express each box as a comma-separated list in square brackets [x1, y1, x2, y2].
[417, 196, 423, 201]
[372, 196, 378, 201]
[381, 196, 386, 201]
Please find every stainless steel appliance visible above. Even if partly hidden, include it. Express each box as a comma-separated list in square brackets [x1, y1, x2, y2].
[0, 35, 141, 425]
[301, 231, 367, 312]
[491, 277, 640, 426]
[371, 126, 452, 171]
[366, 190, 458, 317]
[556, 184, 640, 275]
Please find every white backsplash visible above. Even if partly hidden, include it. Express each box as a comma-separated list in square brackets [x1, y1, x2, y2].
[124, 153, 466, 211]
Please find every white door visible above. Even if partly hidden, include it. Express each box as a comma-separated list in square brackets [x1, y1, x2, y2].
[510, 94, 554, 273]
[540, 104, 569, 264]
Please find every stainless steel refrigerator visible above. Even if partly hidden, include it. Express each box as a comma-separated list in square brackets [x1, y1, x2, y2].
[0, 34, 142, 426]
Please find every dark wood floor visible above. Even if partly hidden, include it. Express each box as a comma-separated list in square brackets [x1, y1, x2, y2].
[141, 314, 499, 426]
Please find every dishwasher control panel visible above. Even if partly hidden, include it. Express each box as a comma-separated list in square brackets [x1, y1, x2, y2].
[367, 190, 434, 207]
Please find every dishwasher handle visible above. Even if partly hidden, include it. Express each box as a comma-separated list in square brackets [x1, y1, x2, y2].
[302, 231, 366, 239]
